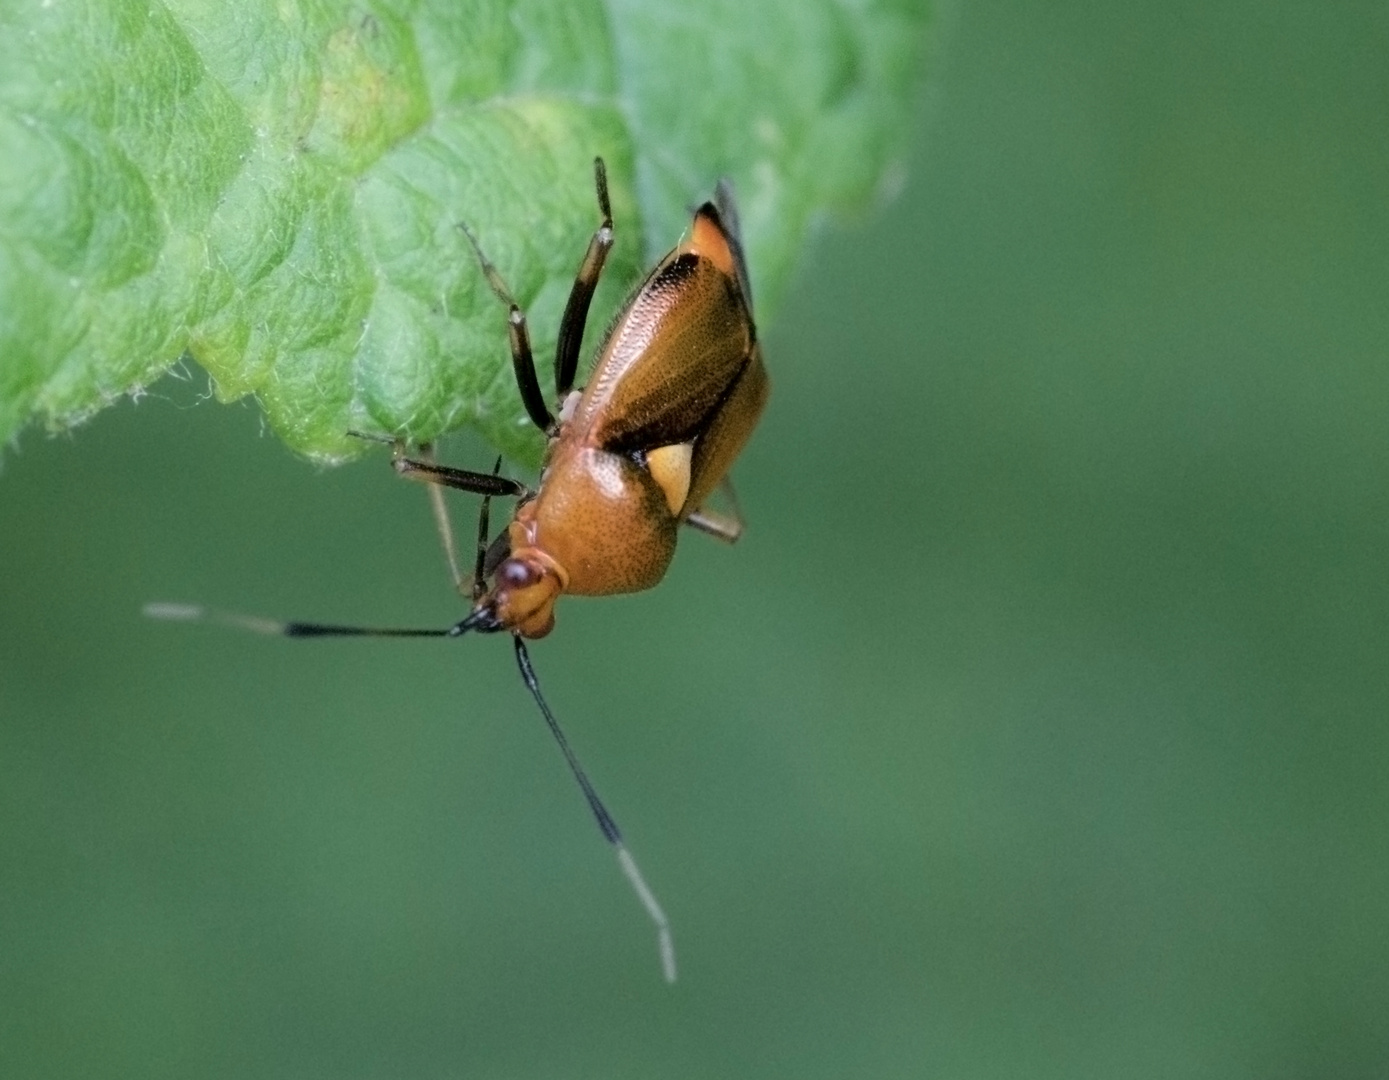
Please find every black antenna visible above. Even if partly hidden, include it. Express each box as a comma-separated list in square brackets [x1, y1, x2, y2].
[513, 637, 676, 982]
[142, 603, 484, 638]
[143, 600, 678, 982]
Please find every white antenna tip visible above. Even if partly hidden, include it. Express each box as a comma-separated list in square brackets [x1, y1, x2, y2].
[615, 844, 677, 984]
[142, 603, 285, 636]
[142, 602, 205, 621]
[659, 927, 678, 984]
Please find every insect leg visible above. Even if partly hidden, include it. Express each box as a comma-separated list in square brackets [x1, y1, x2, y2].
[415, 443, 466, 593]
[554, 157, 615, 398]
[346, 433, 521, 591]
[684, 508, 742, 544]
[512, 637, 677, 983]
[684, 477, 745, 543]
[469, 458, 503, 603]
[392, 456, 531, 499]
[459, 222, 555, 433]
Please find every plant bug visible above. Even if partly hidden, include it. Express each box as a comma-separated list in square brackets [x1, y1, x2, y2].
[147, 158, 768, 982]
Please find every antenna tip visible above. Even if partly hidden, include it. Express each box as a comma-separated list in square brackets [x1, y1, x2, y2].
[659, 929, 678, 984]
[614, 844, 677, 985]
[143, 602, 205, 621]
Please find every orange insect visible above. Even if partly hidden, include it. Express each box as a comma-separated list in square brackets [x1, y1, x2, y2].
[148, 159, 768, 982]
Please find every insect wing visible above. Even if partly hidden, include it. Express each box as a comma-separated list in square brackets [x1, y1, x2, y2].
[684, 343, 769, 516]
[576, 209, 755, 455]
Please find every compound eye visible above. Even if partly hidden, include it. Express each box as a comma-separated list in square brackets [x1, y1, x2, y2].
[499, 558, 542, 589]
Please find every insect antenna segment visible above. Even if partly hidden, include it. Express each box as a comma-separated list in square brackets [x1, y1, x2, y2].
[142, 596, 678, 983]
[512, 636, 676, 982]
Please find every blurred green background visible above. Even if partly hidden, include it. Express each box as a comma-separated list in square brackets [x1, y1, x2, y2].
[4, 1, 1388, 1076]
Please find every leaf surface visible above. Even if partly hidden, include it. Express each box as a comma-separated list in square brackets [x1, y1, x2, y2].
[0, 0, 929, 463]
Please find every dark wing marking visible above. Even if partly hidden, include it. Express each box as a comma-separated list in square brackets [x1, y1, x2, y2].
[576, 251, 754, 454]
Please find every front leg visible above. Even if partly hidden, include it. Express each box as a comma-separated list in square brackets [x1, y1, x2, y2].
[391, 455, 531, 499]
[348, 430, 532, 498]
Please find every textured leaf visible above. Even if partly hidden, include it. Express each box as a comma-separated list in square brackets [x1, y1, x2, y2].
[0, 0, 929, 464]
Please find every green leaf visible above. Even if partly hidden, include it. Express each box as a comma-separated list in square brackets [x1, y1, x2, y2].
[0, 0, 929, 465]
